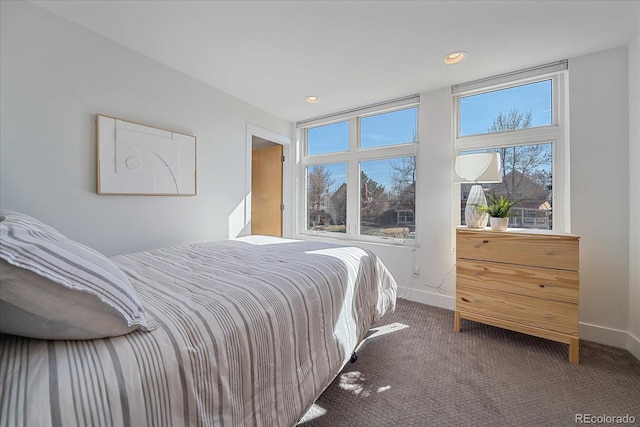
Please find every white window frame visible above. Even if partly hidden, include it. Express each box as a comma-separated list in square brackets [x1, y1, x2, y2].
[297, 96, 420, 245]
[453, 62, 570, 232]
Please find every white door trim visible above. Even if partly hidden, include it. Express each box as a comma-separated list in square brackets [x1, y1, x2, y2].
[245, 123, 292, 237]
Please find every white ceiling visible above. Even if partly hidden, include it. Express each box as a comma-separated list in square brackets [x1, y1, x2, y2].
[32, 0, 640, 123]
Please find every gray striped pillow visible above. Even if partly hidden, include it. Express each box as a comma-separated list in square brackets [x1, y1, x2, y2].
[0, 211, 156, 339]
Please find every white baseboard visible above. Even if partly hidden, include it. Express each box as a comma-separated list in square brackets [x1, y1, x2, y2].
[626, 331, 640, 361]
[397, 287, 640, 361]
[580, 323, 640, 361]
[579, 322, 629, 348]
[397, 286, 455, 311]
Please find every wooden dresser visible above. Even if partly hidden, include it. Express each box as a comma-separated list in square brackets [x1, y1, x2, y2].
[454, 227, 580, 364]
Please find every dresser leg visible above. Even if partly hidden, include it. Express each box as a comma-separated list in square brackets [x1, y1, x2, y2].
[569, 337, 579, 365]
[454, 311, 461, 332]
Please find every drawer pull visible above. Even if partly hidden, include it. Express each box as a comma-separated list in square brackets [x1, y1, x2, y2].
[461, 297, 470, 303]
[546, 314, 555, 319]
[473, 272, 482, 277]
[473, 299, 480, 303]
[546, 251, 556, 256]
[539, 283, 555, 288]
[483, 240, 489, 244]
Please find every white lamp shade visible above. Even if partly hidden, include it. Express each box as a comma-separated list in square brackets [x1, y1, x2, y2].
[455, 152, 502, 183]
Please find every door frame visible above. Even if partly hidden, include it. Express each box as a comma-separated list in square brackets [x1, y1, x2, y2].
[245, 123, 292, 237]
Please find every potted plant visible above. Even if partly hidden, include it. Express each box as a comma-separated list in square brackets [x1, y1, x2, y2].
[475, 190, 519, 231]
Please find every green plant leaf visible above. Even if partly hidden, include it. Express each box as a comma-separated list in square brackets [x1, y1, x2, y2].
[473, 190, 520, 218]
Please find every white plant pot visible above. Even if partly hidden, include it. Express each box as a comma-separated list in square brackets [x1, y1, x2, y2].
[490, 217, 509, 231]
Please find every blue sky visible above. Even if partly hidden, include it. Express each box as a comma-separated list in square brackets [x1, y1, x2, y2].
[459, 79, 552, 136]
[307, 121, 349, 156]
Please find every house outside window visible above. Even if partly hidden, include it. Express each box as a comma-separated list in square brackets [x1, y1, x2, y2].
[454, 61, 568, 231]
[397, 210, 414, 225]
[298, 97, 419, 243]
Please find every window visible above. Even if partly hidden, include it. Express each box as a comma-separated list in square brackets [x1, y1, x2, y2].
[459, 80, 552, 137]
[306, 163, 347, 233]
[454, 61, 567, 231]
[360, 156, 416, 239]
[307, 121, 349, 155]
[361, 108, 417, 148]
[299, 98, 419, 243]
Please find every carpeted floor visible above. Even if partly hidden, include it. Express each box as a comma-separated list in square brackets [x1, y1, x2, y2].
[299, 298, 640, 426]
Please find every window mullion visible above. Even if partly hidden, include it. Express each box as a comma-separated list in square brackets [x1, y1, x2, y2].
[346, 117, 359, 236]
[302, 152, 351, 165]
[356, 144, 417, 160]
[455, 126, 562, 151]
[346, 158, 359, 236]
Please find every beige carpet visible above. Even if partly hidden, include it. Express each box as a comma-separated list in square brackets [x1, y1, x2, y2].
[299, 298, 640, 426]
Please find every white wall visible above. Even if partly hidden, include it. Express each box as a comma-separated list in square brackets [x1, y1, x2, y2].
[569, 46, 632, 348]
[628, 34, 640, 360]
[0, 1, 291, 256]
[401, 87, 458, 309]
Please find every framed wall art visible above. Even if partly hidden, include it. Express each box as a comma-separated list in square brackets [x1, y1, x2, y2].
[96, 114, 196, 196]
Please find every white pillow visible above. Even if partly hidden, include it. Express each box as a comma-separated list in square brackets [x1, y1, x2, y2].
[0, 210, 156, 340]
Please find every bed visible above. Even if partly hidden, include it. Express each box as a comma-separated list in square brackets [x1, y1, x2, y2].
[0, 211, 397, 427]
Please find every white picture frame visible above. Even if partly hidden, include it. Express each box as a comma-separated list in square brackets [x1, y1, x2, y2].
[96, 114, 197, 196]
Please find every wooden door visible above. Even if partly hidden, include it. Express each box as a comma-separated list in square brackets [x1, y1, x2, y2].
[251, 144, 283, 236]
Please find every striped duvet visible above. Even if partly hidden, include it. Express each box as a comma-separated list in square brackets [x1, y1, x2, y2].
[0, 235, 397, 427]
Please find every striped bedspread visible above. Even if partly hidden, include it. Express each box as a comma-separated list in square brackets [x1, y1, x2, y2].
[0, 236, 397, 427]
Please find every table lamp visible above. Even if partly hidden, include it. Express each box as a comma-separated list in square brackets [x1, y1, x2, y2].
[455, 152, 502, 228]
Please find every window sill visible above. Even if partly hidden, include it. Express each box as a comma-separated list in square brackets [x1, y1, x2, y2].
[295, 231, 420, 249]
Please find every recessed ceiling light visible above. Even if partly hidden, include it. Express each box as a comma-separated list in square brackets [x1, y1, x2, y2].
[306, 96, 319, 103]
[444, 51, 467, 65]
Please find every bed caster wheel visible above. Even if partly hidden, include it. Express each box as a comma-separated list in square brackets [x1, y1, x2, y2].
[350, 353, 358, 363]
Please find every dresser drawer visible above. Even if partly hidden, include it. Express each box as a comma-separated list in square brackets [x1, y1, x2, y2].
[456, 259, 579, 303]
[456, 230, 579, 271]
[456, 287, 578, 335]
